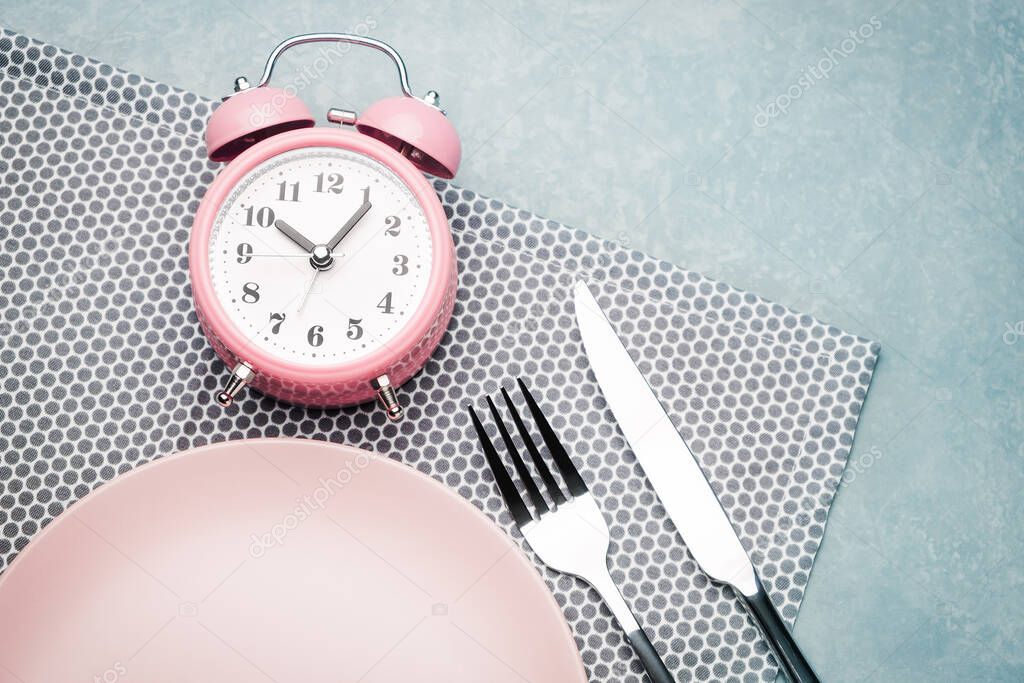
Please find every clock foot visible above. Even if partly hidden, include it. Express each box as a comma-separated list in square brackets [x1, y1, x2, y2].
[373, 374, 403, 422]
[216, 362, 255, 408]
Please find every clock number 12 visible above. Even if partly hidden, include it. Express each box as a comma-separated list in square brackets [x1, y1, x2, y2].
[314, 172, 344, 194]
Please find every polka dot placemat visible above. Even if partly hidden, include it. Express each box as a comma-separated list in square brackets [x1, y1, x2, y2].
[0, 28, 879, 682]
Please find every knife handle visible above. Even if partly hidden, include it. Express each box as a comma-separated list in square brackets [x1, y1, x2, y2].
[625, 627, 675, 683]
[739, 576, 820, 683]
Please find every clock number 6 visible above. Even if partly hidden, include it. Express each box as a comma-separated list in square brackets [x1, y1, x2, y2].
[307, 325, 324, 347]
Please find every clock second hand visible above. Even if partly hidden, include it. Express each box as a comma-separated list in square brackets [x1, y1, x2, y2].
[282, 197, 372, 313]
[296, 269, 320, 313]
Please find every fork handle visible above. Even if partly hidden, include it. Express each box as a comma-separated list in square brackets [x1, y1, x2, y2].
[591, 571, 675, 683]
[626, 627, 675, 683]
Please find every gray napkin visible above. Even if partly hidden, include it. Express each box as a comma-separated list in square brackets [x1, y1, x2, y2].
[0, 27, 878, 682]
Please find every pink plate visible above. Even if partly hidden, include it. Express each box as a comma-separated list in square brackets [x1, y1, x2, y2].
[0, 439, 586, 683]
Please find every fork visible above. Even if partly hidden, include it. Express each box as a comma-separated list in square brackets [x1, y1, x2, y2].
[469, 378, 675, 683]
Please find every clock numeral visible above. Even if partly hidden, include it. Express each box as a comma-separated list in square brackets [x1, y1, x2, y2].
[384, 215, 401, 236]
[392, 254, 409, 276]
[241, 282, 261, 304]
[347, 318, 363, 340]
[361, 186, 370, 204]
[277, 181, 300, 202]
[269, 312, 286, 334]
[307, 325, 324, 347]
[314, 172, 344, 194]
[244, 205, 276, 228]
[377, 291, 394, 315]
[236, 243, 253, 264]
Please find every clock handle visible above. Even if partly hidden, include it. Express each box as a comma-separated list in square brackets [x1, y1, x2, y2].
[254, 34, 415, 98]
[228, 32, 461, 178]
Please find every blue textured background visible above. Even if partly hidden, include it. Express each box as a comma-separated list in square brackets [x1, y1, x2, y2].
[2, 1, 1022, 680]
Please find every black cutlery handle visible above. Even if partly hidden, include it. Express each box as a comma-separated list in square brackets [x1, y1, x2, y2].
[738, 577, 820, 683]
[626, 627, 675, 683]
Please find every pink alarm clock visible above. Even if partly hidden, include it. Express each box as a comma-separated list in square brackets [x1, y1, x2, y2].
[189, 34, 460, 420]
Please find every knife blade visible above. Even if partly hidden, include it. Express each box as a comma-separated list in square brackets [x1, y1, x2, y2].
[573, 280, 757, 594]
[574, 280, 820, 683]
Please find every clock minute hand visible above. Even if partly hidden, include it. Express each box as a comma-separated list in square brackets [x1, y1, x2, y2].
[274, 219, 317, 252]
[326, 201, 372, 251]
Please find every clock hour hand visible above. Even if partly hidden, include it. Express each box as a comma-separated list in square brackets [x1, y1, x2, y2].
[326, 200, 372, 251]
[274, 219, 317, 252]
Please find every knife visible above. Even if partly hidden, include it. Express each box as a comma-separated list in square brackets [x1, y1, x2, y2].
[573, 280, 820, 683]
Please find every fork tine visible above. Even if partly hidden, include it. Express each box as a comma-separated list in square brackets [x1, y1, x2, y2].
[500, 387, 567, 506]
[468, 406, 533, 527]
[516, 378, 589, 497]
[486, 396, 550, 516]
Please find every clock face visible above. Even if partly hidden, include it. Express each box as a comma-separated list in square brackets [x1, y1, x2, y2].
[208, 146, 433, 365]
